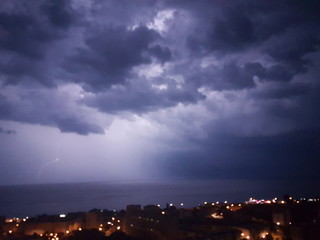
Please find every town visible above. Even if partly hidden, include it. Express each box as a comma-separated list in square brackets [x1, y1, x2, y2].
[1, 195, 319, 240]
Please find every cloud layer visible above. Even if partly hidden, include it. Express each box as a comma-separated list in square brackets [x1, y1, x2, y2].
[1, 0, 320, 183]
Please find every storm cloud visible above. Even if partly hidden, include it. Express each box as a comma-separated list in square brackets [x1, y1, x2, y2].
[0, 0, 320, 184]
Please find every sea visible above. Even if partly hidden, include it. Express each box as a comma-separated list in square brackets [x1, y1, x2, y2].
[0, 179, 318, 218]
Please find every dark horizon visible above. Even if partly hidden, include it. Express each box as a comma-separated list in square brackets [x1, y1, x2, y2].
[1, 179, 319, 218]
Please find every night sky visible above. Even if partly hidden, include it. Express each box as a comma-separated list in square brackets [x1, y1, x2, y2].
[0, 0, 320, 188]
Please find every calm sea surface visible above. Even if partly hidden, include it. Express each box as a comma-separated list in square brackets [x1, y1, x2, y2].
[0, 179, 318, 217]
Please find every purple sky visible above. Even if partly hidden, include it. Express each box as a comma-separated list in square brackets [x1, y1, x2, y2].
[0, 0, 320, 187]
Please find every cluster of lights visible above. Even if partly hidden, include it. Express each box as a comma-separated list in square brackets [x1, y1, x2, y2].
[203, 200, 231, 206]
[109, 216, 121, 231]
[6, 217, 29, 234]
[4, 197, 319, 239]
[306, 198, 320, 202]
[5, 216, 29, 223]
[241, 233, 250, 239]
[245, 197, 297, 205]
[49, 233, 59, 240]
[211, 213, 223, 219]
[98, 224, 103, 231]
[224, 203, 242, 211]
[246, 197, 277, 204]
[6, 213, 127, 238]
[245, 196, 320, 205]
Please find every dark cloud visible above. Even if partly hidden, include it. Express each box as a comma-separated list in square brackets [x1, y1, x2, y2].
[253, 82, 310, 100]
[82, 78, 204, 113]
[210, 62, 262, 90]
[0, 56, 48, 86]
[0, 127, 16, 135]
[0, 12, 52, 59]
[65, 25, 171, 90]
[0, 0, 75, 86]
[53, 116, 104, 135]
[185, 0, 320, 52]
[0, 0, 74, 58]
[186, 62, 264, 91]
[0, 0, 319, 138]
[265, 64, 294, 82]
[162, 129, 320, 181]
[0, 89, 104, 135]
[149, 44, 172, 63]
[41, 0, 74, 29]
[264, 26, 320, 72]
[207, 10, 255, 52]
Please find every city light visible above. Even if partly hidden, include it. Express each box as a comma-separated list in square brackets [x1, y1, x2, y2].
[261, 232, 269, 239]
[211, 213, 223, 219]
[2, 195, 318, 239]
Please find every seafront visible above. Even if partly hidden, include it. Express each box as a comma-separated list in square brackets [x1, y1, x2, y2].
[1, 196, 320, 240]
